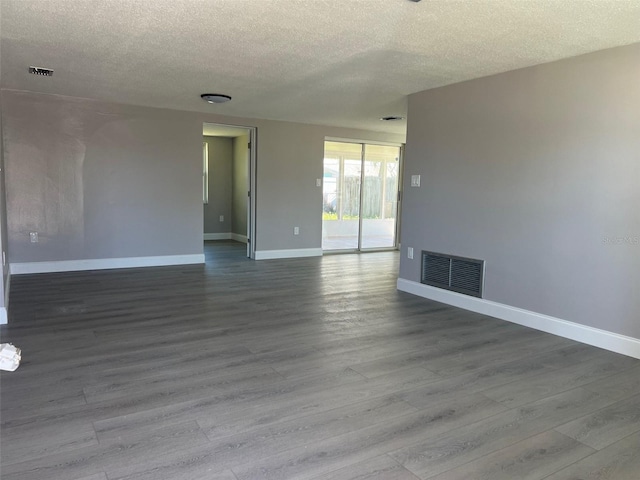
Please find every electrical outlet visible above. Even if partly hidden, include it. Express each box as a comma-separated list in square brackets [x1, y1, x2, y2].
[294, 226, 300, 235]
[316, 178, 322, 187]
[219, 215, 224, 222]
[407, 247, 414, 259]
[30, 232, 39, 243]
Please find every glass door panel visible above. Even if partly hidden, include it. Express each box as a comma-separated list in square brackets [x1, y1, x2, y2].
[361, 144, 400, 249]
[322, 141, 399, 251]
[322, 142, 362, 250]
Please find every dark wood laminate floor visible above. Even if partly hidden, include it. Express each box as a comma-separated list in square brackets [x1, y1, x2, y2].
[1, 241, 639, 480]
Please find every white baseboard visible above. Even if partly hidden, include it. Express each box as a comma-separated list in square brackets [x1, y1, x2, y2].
[0, 272, 10, 324]
[10, 254, 205, 275]
[3, 272, 10, 320]
[255, 248, 322, 260]
[231, 233, 248, 244]
[397, 278, 640, 360]
[204, 233, 232, 241]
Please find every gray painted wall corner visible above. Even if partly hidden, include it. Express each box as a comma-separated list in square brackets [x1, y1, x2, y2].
[1, 90, 405, 266]
[399, 43, 640, 339]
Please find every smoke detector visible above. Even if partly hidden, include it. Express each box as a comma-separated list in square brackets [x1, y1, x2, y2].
[201, 93, 232, 104]
[29, 66, 54, 76]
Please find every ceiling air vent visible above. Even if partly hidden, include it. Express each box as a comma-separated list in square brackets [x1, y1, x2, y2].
[29, 66, 54, 76]
[421, 251, 485, 298]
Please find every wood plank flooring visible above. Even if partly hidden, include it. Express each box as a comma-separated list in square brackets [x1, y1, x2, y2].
[1, 240, 639, 480]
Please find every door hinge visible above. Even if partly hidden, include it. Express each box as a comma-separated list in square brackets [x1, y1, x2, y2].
[247, 190, 250, 197]
[248, 142, 251, 149]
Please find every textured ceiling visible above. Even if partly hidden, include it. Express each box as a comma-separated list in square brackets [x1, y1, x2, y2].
[1, 0, 640, 134]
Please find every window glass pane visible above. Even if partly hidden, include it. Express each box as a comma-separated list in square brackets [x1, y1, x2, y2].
[361, 144, 399, 249]
[322, 142, 361, 250]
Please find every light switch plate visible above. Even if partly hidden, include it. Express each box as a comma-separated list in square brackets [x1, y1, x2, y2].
[316, 179, 322, 187]
[411, 175, 421, 187]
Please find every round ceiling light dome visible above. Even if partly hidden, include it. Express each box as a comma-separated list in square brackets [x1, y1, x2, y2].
[201, 93, 232, 104]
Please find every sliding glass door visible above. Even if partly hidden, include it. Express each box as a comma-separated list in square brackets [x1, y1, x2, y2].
[322, 141, 401, 251]
[361, 144, 400, 249]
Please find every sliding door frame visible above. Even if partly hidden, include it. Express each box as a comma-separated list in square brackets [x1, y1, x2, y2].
[323, 137, 404, 253]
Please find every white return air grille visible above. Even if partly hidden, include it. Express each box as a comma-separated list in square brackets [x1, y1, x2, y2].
[421, 251, 485, 298]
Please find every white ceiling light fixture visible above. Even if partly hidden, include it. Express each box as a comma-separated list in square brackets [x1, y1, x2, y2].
[201, 93, 232, 104]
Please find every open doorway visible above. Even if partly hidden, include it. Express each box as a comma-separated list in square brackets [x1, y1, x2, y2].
[202, 123, 256, 258]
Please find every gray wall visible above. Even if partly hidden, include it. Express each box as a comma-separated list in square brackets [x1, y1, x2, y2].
[203, 136, 233, 235]
[232, 134, 249, 237]
[1, 89, 404, 264]
[3, 91, 204, 262]
[0, 93, 7, 309]
[251, 122, 401, 251]
[399, 43, 640, 339]
[0, 11, 7, 309]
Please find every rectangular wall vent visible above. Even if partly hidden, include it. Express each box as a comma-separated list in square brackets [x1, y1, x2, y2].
[29, 66, 54, 76]
[421, 251, 484, 298]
